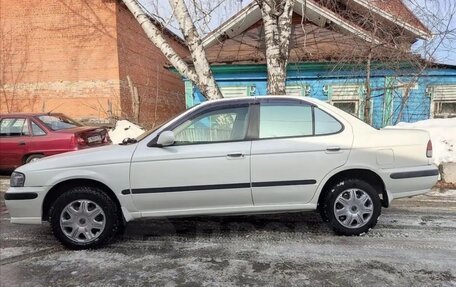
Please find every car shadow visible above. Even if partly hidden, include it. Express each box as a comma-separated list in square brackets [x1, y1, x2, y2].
[121, 211, 331, 241]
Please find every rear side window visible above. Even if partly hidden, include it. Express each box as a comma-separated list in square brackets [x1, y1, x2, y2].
[314, 108, 343, 135]
[259, 103, 313, 138]
[31, 121, 47, 136]
[0, 118, 29, 137]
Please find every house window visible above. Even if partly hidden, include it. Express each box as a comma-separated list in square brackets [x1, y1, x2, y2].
[219, 86, 255, 98]
[286, 85, 310, 97]
[326, 84, 364, 117]
[428, 85, 456, 118]
[333, 101, 358, 115]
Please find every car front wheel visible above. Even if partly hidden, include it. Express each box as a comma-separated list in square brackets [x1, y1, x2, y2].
[325, 179, 381, 236]
[50, 186, 120, 249]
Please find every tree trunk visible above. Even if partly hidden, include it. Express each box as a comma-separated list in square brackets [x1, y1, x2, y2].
[364, 49, 372, 125]
[257, 0, 295, 95]
[122, 0, 221, 100]
[169, 0, 222, 100]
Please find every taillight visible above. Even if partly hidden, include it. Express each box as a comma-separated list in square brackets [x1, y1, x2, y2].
[426, 140, 433, 158]
[103, 132, 111, 143]
[77, 135, 87, 146]
[78, 137, 86, 145]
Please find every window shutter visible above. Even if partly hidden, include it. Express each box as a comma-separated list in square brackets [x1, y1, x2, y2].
[220, 86, 255, 98]
[285, 85, 310, 97]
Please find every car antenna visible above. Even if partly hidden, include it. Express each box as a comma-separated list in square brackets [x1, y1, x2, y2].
[46, 103, 64, 115]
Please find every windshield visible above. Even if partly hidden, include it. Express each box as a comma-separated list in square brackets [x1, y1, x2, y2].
[37, 114, 82, 131]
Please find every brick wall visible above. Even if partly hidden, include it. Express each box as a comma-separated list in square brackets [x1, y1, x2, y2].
[0, 0, 121, 119]
[116, 3, 188, 128]
[0, 0, 188, 126]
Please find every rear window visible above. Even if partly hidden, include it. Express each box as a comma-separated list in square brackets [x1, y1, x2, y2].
[37, 115, 82, 131]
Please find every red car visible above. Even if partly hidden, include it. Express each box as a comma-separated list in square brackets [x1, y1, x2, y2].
[0, 113, 111, 171]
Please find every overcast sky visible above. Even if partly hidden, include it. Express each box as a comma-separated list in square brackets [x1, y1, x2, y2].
[142, 0, 456, 65]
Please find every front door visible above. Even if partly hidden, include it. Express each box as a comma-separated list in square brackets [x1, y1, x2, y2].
[129, 103, 253, 216]
[250, 99, 353, 206]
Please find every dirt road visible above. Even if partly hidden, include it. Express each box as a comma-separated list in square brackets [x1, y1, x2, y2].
[1, 177, 455, 286]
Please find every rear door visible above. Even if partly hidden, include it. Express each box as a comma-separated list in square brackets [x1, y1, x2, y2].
[0, 117, 31, 169]
[250, 99, 353, 206]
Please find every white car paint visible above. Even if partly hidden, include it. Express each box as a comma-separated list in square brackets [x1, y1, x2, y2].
[5, 96, 438, 225]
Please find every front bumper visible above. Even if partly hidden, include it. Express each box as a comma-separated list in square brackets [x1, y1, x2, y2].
[4, 186, 46, 224]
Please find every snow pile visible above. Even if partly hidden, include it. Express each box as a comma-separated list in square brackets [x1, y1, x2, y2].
[108, 120, 145, 144]
[388, 118, 456, 165]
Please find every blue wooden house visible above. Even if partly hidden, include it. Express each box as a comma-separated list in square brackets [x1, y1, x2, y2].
[181, 1, 456, 128]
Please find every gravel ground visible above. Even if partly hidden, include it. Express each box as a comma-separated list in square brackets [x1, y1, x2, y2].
[0, 176, 455, 286]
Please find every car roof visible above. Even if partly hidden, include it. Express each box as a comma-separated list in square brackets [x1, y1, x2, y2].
[198, 95, 322, 107]
[0, 112, 64, 118]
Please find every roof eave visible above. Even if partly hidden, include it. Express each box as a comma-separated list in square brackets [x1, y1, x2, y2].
[202, 2, 260, 48]
[349, 0, 432, 40]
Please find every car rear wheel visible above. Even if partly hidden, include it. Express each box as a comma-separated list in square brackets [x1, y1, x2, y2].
[325, 179, 381, 236]
[50, 186, 120, 249]
[25, 154, 44, 163]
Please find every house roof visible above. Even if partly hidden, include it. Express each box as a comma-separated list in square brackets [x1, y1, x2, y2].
[341, 0, 431, 39]
[202, 0, 430, 49]
[202, 14, 403, 65]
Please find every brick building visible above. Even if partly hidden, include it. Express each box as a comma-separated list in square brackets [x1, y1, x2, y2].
[0, 0, 189, 127]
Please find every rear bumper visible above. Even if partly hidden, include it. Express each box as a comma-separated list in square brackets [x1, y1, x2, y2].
[381, 165, 439, 205]
[4, 186, 45, 224]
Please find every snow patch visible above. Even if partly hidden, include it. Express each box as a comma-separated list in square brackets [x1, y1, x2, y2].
[108, 120, 145, 144]
[387, 118, 456, 165]
[0, 247, 42, 260]
[36, 251, 131, 271]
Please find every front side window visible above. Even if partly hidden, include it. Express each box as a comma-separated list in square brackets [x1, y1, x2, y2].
[0, 118, 29, 137]
[37, 114, 82, 131]
[172, 106, 250, 144]
[259, 103, 313, 139]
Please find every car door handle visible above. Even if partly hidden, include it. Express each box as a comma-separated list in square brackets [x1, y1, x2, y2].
[227, 152, 244, 159]
[326, 147, 340, 152]
[18, 142, 26, 146]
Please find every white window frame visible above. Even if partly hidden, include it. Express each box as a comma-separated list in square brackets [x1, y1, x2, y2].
[326, 84, 364, 117]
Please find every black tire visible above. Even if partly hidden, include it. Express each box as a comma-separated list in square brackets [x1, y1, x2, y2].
[318, 193, 330, 223]
[325, 179, 381, 236]
[25, 154, 44, 163]
[50, 186, 120, 249]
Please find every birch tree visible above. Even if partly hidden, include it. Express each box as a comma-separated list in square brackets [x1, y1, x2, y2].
[256, 0, 296, 95]
[122, 0, 222, 100]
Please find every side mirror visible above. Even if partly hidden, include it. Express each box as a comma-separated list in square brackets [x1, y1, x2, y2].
[156, 131, 175, 147]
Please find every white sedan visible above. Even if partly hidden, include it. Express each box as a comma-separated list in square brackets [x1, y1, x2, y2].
[5, 96, 439, 249]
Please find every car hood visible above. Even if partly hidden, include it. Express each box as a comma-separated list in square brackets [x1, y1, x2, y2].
[17, 144, 137, 173]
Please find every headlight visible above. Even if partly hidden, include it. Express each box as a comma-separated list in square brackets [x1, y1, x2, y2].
[10, 172, 26, 187]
